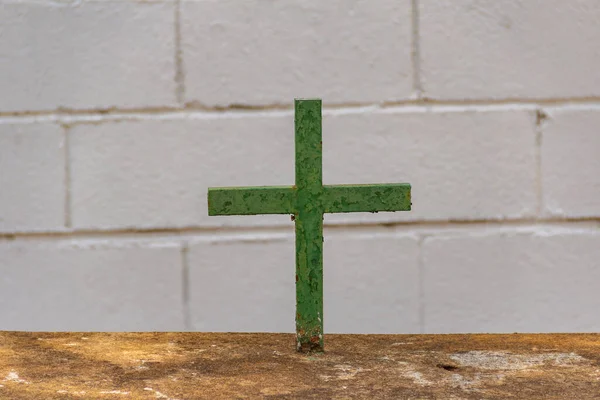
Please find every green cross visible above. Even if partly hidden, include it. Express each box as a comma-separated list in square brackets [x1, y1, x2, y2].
[208, 99, 411, 352]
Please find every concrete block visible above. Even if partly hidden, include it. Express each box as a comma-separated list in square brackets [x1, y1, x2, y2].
[181, 0, 413, 106]
[0, 122, 65, 232]
[0, 241, 184, 331]
[0, 1, 176, 111]
[420, 0, 600, 99]
[422, 230, 600, 333]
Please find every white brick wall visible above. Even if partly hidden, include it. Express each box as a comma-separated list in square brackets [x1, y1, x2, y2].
[423, 229, 600, 333]
[0, 240, 184, 331]
[188, 232, 420, 334]
[0, 122, 65, 232]
[188, 235, 297, 333]
[420, 0, 600, 99]
[541, 108, 600, 218]
[67, 108, 536, 230]
[0, 1, 176, 111]
[1, 1, 598, 334]
[181, 0, 413, 106]
[323, 108, 538, 223]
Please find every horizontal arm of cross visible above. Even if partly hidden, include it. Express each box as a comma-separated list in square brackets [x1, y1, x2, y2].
[208, 183, 411, 216]
[323, 183, 411, 213]
[208, 186, 295, 215]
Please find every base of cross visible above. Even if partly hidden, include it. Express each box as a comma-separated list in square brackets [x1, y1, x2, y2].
[1, 331, 599, 399]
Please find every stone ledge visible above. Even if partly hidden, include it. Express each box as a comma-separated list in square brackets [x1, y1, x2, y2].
[1, 332, 599, 399]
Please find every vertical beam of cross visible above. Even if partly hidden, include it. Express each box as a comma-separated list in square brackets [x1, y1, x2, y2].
[208, 99, 411, 353]
[294, 100, 324, 352]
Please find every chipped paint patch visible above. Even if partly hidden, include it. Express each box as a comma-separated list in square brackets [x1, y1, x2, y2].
[447, 372, 504, 392]
[144, 387, 179, 400]
[4, 370, 30, 384]
[99, 390, 130, 395]
[450, 351, 586, 370]
[260, 387, 292, 396]
[396, 361, 433, 386]
[403, 370, 433, 386]
[334, 364, 364, 380]
[135, 360, 150, 370]
[56, 389, 87, 396]
[320, 364, 365, 381]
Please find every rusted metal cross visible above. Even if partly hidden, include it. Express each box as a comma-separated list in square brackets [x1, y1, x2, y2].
[208, 99, 411, 352]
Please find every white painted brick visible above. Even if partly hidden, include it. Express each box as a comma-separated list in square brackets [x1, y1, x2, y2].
[422, 230, 600, 333]
[323, 108, 537, 223]
[181, 0, 412, 106]
[188, 237, 296, 333]
[69, 116, 296, 229]
[0, 122, 65, 232]
[324, 234, 420, 334]
[542, 109, 600, 217]
[0, 2, 176, 112]
[187, 233, 419, 333]
[70, 108, 536, 229]
[420, 0, 600, 99]
[0, 241, 184, 331]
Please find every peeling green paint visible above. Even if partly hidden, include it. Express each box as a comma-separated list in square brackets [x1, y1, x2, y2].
[208, 99, 412, 353]
[323, 184, 411, 213]
[208, 186, 295, 215]
[294, 99, 324, 353]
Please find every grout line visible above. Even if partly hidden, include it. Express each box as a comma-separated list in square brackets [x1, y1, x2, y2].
[5, 98, 600, 121]
[535, 108, 547, 216]
[417, 235, 426, 334]
[62, 125, 72, 228]
[174, 0, 185, 105]
[1, 217, 599, 242]
[411, 0, 423, 99]
[2, 0, 169, 4]
[181, 242, 192, 331]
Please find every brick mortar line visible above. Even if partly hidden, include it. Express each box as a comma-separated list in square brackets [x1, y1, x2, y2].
[3, 98, 600, 122]
[417, 234, 426, 334]
[181, 242, 192, 331]
[410, 0, 423, 99]
[1, 0, 169, 4]
[1, 217, 598, 242]
[62, 125, 72, 228]
[534, 109, 548, 216]
[174, 0, 185, 105]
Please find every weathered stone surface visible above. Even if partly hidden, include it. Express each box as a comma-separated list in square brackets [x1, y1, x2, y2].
[0, 332, 599, 399]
